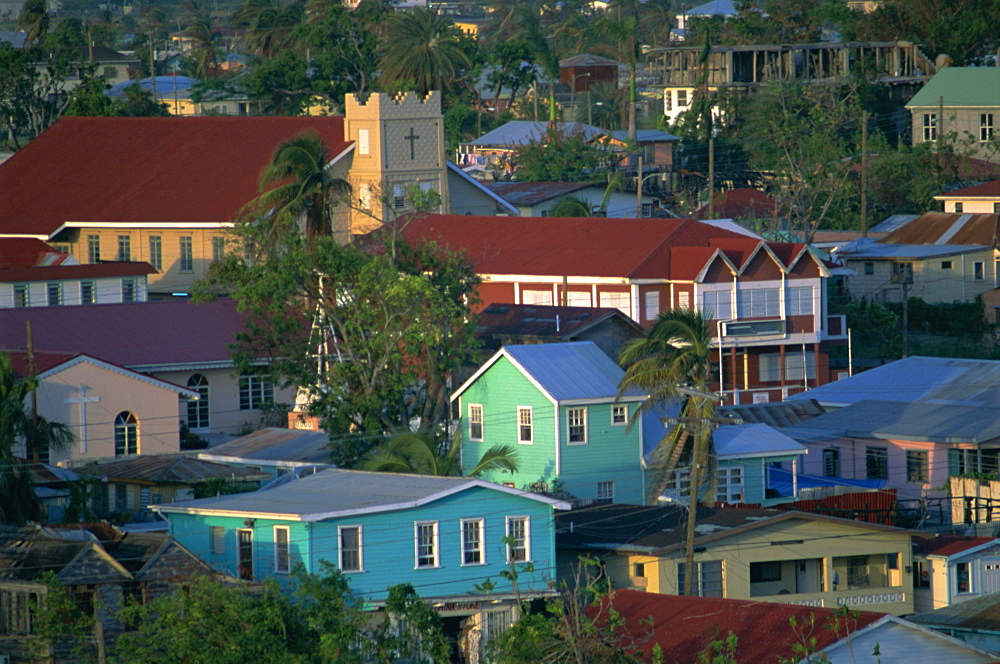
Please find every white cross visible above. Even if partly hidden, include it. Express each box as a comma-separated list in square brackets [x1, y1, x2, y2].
[65, 385, 100, 455]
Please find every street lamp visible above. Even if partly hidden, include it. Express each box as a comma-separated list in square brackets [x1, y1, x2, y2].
[572, 72, 590, 123]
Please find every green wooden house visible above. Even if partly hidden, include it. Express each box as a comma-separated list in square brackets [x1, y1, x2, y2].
[451, 342, 647, 504]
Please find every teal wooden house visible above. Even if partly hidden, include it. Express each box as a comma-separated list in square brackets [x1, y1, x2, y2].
[451, 342, 648, 504]
[155, 469, 570, 605]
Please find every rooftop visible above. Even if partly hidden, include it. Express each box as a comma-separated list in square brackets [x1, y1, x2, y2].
[87, 455, 271, 485]
[912, 535, 997, 558]
[907, 67, 1000, 108]
[201, 427, 334, 465]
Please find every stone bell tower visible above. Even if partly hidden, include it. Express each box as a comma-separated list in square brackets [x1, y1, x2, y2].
[344, 91, 449, 234]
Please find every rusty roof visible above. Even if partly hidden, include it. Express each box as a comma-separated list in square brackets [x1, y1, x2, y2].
[485, 181, 593, 206]
[912, 535, 996, 557]
[720, 398, 826, 428]
[909, 591, 1000, 632]
[87, 455, 270, 485]
[879, 212, 1000, 246]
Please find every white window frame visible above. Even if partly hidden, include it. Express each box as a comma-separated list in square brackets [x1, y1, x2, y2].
[506, 516, 531, 563]
[121, 278, 137, 302]
[517, 407, 533, 444]
[982, 113, 994, 142]
[737, 287, 779, 318]
[644, 290, 660, 320]
[597, 481, 614, 502]
[339, 525, 363, 573]
[567, 407, 588, 445]
[923, 113, 937, 142]
[47, 282, 62, 306]
[975, 261, 985, 281]
[274, 525, 290, 574]
[239, 373, 274, 410]
[358, 128, 370, 155]
[469, 404, 484, 441]
[179, 236, 194, 272]
[461, 518, 485, 566]
[611, 404, 628, 426]
[715, 467, 743, 503]
[117, 234, 131, 262]
[787, 286, 814, 316]
[415, 521, 439, 569]
[148, 236, 162, 271]
[700, 289, 732, 320]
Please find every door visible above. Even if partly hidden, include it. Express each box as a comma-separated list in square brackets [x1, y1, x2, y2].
[237, 528, 254, 580]
[982, 558, 1000, 594]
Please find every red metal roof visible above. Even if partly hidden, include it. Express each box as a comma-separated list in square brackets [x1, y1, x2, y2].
[940, 179, 1000, 198]
[6, 351, 81, 376]
[694, 188, 778, 220]
[0, 261, 156, 283]
[606, 589, 884, 663]
[913, 535, 996, 557]
[0, 238, 70, 268]
[387, 214, 749, 280]
[0, 299, 249, 368]
[0, 116, 350, 237]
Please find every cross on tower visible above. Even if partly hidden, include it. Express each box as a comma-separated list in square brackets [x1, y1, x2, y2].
[65, 384, 100, 455]
[404, 127, 420, 160]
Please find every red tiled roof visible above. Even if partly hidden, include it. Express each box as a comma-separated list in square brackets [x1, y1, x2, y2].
[0, 261, 156, 283]
[0, 299, 249, 368]
[606, 590, 884, 663]
[384, 214, 749, 280]
[0, 238, 70, 268]
[694, 188, 778, 220]
[913, 535, 996, 557]
[0, 116, 350, 237]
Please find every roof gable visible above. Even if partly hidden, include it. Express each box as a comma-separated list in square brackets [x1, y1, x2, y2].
[907, 68, 1000, 108]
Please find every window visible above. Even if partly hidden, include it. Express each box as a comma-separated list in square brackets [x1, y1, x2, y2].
[358, 128, 370, 155]
[678, 561, 723, 597]
[892, 262, 913, 284]
[737, 288, 779, 318]
[922, 113, 937, 142]
[88, 235, 100, 263]
[974, 261, 985, 281]
[117, 235, 131, 261]
[186, 374, 210, 429]
[339, 525, 362, 572]
[522, 289, 553, 305]
[210, 236, 225, 264]
[644, 290, 660, 320]
[664, 90, 672, 111]
[180, 236, 194, 272]
[415, 521, 439, 568]
[678, 291, 691, 310]
[787, 286, 813, 316]
[784, 353, 816, 382]
[612, 404, 628, 425]
[121, 279, 136, 302]
[864, 262, 874, 276]
[995, 202, 1000, 214]
[469, 404, 483, 441]
[759, 354, 781, 382]
[239, 373, 274, 410]
[210, 526, 225, 554]
[641, 202, 653, 217]
[359, 184, 373, 211]
[47, 282, 62, 306]
[941, 260, 954, 270]
[955, 202, 964, 213]
[114, 411, 139, 456]
[750, 561, 782, 583]
[566, 290, 591, 306]
[957, 561, 972, 592]
[13, 284, 28, 308]
[906, 450, 928, 483]
[823, 448, 841, 477]
[237, 529, 253, 580]
[461, 519, 485, 565]
[982, 113, 994, 142]
[701, 290, 732, 320]
[915, 560, 931, 589]
[866, 446, 888, 480]
[103, 65, 118, 79]
[148, 236, 162, 271]
[596, 481, 614, 503]
[81, 280, 95, 304]
[274, 526, 290, 573]
[506, 516, 530, 562]
[567, 407, 587, 444]
[599, 291, 630, 315]
[847, 556, 870, 587]
[677, 90, 688, 107]
[716, 467, 743, 503]
[517, 407, 533, 444]
[393, 184, 406, 210]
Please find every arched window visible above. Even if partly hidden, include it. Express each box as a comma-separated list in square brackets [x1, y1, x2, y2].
[114, 412, 138, 456]
[186, 374, 210, 430]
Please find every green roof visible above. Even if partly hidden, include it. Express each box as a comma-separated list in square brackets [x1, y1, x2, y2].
[907, 67, 1000, 108]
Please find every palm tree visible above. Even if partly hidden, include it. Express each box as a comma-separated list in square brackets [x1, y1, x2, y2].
[16, 0, 49, 46]
[0, 353, 74, 524]
[184, 18, 219, 79]
[246, 130, 351, 250]
[617, 309, 717, 596]
[234, 0, 305, 59]
[360, 430, 519, 477]
[549, 196, 592, 217]
[378, 8, 471, 96]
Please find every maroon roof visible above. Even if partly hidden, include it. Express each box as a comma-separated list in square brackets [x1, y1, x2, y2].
[0, 261, 156, 283]
[694, 188, 778, 220]
[475, 303, 644, 344]
[0, 299, 247, 368]
[606, 590, 884, 663]
[940, 180, 1000, 198]
[0, 238, 70, 268]
[6, 351, 81, 376]
[0, 116, 351, 237]
[485, 181, 593, 206]
[385, 214, 750, 280]
[913, 535, 996, 557]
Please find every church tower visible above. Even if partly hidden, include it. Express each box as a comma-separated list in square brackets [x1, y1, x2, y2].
[344, 91, 449, 234]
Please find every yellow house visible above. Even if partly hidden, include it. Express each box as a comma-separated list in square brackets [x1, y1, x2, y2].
[935, 180, 1000, 214]
[557, 504, 928, 616]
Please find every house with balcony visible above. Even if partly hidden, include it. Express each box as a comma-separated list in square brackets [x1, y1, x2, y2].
[556, 504, 929, 615]
[384, 213, 848, 404]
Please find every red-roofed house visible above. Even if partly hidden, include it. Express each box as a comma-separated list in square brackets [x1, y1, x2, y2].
[0, 238, 155, 307]
[387, 214, 847, 403]
[693, 187, 779, 224]
[0, 92, 510, 295]
[936, 180, 1000, 213]
[606, 590, 998, 663]
[913, 535, 1000, 613]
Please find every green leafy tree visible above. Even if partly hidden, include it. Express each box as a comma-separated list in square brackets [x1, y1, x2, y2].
[360, 429, 519, 477]
[512, 126, 613, 182]
[65, 77, 170, 118]
[378, 8, 471, 96]
[234, 0, 305, 59]
[548, 195, 593, 217]
[32, 572, 97, 663]
[16, 0, 49, 46]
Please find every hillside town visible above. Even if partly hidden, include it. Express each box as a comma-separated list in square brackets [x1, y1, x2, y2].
[6, 0, 1000, 662]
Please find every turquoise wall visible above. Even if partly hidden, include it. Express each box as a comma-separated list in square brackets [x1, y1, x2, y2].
[459, 356, 645, 504]
[166, 485, 559, 602]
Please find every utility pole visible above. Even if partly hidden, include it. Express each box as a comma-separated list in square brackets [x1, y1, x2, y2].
[26, 320, 38, 462]
[861, 110, 868, 238]
[708, 138, 715, 219]
[636, 155, 644, 217]
[902, 280, 909, 358]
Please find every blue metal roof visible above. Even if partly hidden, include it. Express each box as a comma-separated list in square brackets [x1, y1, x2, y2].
[503, 341, 638, 402]
[837, 239, 989, 260]
[465, 121, 605, 147]
[713, 423, 805, 458]
[684, 0, 738, 17]
[787, 356, 1000, 409]
[608, 129, 680, 143]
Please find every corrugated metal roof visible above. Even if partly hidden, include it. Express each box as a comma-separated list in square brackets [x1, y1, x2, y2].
[912, 535, 996, 557]
[156, 468, 567, 519]
[870, 214, 920, 234]
[90, 455, 270, 484]
[475, 304, 644, 348]
[839, 241, 988, 259]
[908, 590, 1000, 631]
[559, 54, 621, 67]
[907, 67, 1000, 108]
[878, 212, 1000, 246]
[607, 129, 679, 143]
[721, 398, 826, 427]
[503, 341, 632, 402]
[464, 121, 604, 147]
[786, 356, 1000, 408]
[205, 428, 333, 464]
[485, 181, 593, 206]
[713, 423, 805, 457]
